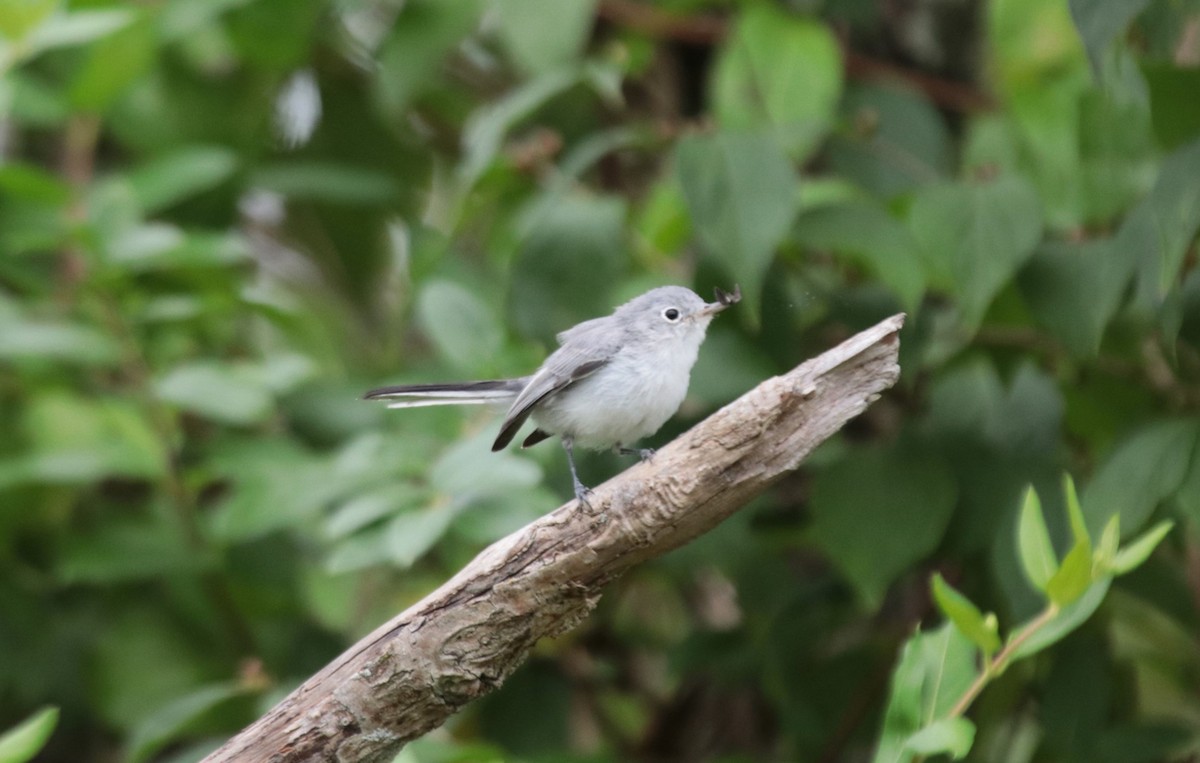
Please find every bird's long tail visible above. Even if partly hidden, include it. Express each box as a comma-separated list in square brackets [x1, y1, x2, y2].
[362, 379, 526, 409]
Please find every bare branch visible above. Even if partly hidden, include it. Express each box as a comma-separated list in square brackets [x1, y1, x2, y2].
[203, 313, 906, 763]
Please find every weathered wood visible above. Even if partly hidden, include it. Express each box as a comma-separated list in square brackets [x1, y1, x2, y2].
[203, 313, 906, 763]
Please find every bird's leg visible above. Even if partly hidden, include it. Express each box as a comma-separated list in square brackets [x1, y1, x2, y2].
[562, 436, 595, 511]
[617, 445, 655, 462]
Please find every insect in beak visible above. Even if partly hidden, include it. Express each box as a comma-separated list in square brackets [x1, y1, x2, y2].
[701, 284, 742, 316]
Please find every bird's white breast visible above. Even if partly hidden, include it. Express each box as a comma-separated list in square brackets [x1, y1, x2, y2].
[532, 328, 706, 449]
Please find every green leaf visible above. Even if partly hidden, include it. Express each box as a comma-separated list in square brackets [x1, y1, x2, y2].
[1019, 239, 1132, 356]
[20, 394, 164, 484]
[155, 361, 273, 426]
[1068, 0, 1152, 76]
[0, 0, 57, 42]
[385, 504, 460, 569]
[58, 519, 214, 584]
[908, 175, 1043, 327]
[250, 162, 400, 204]
[127, 146, 238, 212]
[1082, 419, 1197, 536]
[495, 0, 595, 75]
[1144, 64, 1200, 151]
[1109, 520, 1174, 575]
[27, 9, 133, 54]
[373, 0, 483, 116]
[1063, 474, 1089, 548]
[68, 14, 155, 112]
[792, 201, 924, 311]
[0, 318, 120, 365]
[1017, 485, 1058, 592]
[874, 623, 978, 763]
[1126, 139, 1200, 310]
[811, 443, 957, 607]
[826, 82, 952, 199]
[1011, 578, 1110, 659]
[416, 279, 503, 374]
[675, 130, 799, 317]
[1045, 540, 1095, 607]
[1095, 514, 1120, 570]
[127, 683, 245, 763]
[932, 574, 1001, 655]
[712, 6, 842, 161]
[509, 193, 627, 344]
[0, 707, 58, 763]
[904, 716, 976, 759]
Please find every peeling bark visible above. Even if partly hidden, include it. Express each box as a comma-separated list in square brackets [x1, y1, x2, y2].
[203, 313, 906, 763]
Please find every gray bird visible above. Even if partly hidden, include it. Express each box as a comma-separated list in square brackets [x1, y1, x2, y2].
[364, 284, 740, 505]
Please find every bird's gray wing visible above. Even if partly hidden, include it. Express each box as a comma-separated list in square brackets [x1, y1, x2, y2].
[491, 318, 622, 451]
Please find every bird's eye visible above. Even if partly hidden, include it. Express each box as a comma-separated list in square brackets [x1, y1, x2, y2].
[662, 307, 681, 322]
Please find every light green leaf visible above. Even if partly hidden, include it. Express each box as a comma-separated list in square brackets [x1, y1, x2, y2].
[0, 706, 58, 763]
[21, 394, 164, 484]
[416, 279, 503, 374]
[904, 716, 976, 759]
[1063, 474, 1089, 548]
[1109, 521, 1174, 575]
[430, 430, 543, 498]
[908, 175, 1043, 328]
[155, 361, 273, 425]
[27, 9, 133, 54]
[324, 484, 425, 540]
[373, 0, 483, 116]
[127, 683, 245, 763]
[1011, 578, 1110, 659]
[1095, 514, 1120, 570]
[1017, 485, 1057, 591]
[712, 6, 842, 160]
[932, 574, 1001, 655]
[127, 146, 238, 212]
[0, 318, 120, 365]
[0, 0, 58, 42]
[812, 443, 957, 607]
[675, 130, 799, 317]
[68, 14, 155, 112]
[1045, 540, 1095, 607]
[495, 0, 595, 75]
[873, 623, 978, 763]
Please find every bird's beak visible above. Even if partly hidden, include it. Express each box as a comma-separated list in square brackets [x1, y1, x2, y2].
[700, 284, 742, 316]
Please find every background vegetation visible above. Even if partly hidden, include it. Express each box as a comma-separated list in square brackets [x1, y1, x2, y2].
[2, 0, 1200, 761]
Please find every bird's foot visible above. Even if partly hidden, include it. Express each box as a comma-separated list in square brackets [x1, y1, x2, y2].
[618, 446, 656, 462]
[573, 480, 597, 514]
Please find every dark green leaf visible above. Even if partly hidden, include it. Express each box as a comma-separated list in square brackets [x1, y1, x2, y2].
[811, 443, 957, 606]
[712, 5, 842, 160]
[416, 279, 503, 374]
[793, 201, 924, 310]
[675, 130, 799, 316]
[1144, 64, 1200, 151]
[250, 162, 400, 204]
[908, 175, 1042, 327]
[127, 146, 238, 212]
[373, 0, 483, 116]
[1082, 419, 1197, 536]
[1068, 0, 1151, 75]
[127, 683, 244, 763]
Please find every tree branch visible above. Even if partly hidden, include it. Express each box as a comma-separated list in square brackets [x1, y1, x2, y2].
[203, 313, 906, 763]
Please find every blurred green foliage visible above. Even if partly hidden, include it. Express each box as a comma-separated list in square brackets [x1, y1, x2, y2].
[2, 0, 1200, 761]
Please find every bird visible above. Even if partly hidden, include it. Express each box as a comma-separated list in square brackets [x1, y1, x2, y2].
[364, 284, 740, 506]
